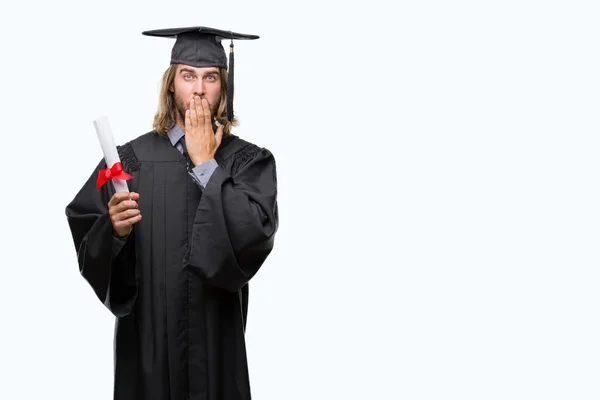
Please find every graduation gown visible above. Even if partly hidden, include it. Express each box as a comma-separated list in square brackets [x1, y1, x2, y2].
[65, 131, 278, 400]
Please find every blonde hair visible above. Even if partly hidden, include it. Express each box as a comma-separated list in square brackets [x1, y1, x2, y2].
[152, 64, 238, 136]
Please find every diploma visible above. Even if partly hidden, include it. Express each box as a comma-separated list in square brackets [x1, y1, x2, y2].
[92, 116, 133, 193]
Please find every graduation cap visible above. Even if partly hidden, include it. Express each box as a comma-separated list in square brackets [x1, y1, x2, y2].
[142, 26, 259, 121]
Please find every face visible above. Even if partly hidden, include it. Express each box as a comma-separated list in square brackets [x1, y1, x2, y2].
[170, 64, 221, 126]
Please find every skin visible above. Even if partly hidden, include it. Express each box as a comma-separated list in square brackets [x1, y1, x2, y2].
[172, 64, 224, 166]
[109, 192, 141, 238]
[109, 64, 225, 237]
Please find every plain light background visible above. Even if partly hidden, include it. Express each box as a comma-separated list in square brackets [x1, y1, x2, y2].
[1, 0, 600, 399]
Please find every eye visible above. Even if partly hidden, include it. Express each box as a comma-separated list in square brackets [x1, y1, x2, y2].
[205, 75, 217, 82]
[183, 74, 195, 81]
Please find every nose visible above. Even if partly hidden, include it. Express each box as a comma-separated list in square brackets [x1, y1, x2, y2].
[193, 80, 205, 97]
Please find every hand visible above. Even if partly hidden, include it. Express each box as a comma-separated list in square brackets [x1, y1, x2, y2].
[184, 95, 224, 166]
[108, 191, 141, 238]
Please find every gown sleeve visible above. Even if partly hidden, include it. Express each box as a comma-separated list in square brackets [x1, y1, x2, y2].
[185, 144, 279, 293]
[65, 158, 138, 317]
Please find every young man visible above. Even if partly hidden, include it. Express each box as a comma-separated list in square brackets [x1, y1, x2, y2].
[65, 26, 278, 400]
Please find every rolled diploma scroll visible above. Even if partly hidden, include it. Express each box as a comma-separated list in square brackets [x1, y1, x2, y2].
[92, 116, 130, 193]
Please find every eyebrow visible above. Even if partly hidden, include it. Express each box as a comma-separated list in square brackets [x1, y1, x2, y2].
[179, 68, 219, 76]
[179, 68, 197, 75]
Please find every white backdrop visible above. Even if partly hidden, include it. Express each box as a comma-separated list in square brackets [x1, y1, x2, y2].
[1, 0, 600, 399]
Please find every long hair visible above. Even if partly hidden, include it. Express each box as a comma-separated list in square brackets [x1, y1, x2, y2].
[153, 64, 238, 136]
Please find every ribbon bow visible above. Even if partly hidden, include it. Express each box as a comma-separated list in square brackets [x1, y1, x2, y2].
[96, 162, 134, 189]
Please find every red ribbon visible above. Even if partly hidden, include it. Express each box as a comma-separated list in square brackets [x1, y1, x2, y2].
[96, 162, 134, 189]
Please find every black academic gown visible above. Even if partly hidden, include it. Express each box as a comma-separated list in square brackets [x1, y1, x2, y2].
[65, 131, 278, 400]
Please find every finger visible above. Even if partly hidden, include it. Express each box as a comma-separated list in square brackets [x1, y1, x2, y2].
[128, 214, 143, 225]
[185, 108, 191, 132]
[215, 125, 224, 148]
[110, 204, 131, 219]
[202, 98, 212, 131]
[125, 214, 142, 225]
[195, 95, 204, 129]
[114, 214, 142, 230]
[114, 199, 139, 213]
[190, 98, 197, 129]
[114, 208, 141, 222]
[110, 199, 138, 217]
[109, 191, 132, 207]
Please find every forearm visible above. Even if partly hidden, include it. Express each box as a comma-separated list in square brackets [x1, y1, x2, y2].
[185, 161, 278, 292]
[77, 213, 138, 316]
[66, 156, 139, 317]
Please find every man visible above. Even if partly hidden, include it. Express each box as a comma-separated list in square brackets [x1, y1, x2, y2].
[65, 26, 278, 400]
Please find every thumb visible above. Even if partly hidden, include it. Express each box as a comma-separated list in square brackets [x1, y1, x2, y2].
[215, 125, 224, 147]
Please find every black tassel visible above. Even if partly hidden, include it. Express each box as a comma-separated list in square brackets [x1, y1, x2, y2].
[227, 39, 234, 122]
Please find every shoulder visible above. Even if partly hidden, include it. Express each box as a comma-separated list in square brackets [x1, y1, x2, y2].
[216, 134, 275, 175]
[219, 134, 273, 164]
[126, 130, 164, 149]
[116, 131, 163, 171]
[219, 134, 272, 159]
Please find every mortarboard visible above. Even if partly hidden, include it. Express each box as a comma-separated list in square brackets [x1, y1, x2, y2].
[142, 26, 259, 122]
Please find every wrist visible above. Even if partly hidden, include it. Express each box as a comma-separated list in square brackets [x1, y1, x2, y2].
[190, 153, 214, 166]
[113, 226, 132, 238]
